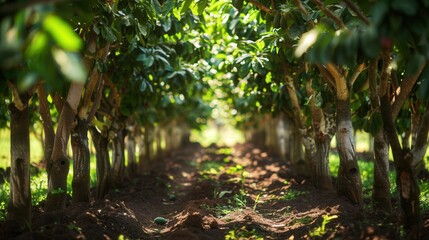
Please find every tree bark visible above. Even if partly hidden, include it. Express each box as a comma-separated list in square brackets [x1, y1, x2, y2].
[37, 86, 55, 168]
[145, 125, 153, 162]
[71, 118, 90, 203]
[380, 93, 420, 238]
[112, 128, 126, 187]
[313, 113, 335, 189]
[306, 80, 334, 189]
[7, 97, 31, 228]
[126, 127, 137, 178]
[335, 98, 363, 205]
[45, 82, 84, 211]
[90, 127, 111, 200]
[368, 60, 392, 213]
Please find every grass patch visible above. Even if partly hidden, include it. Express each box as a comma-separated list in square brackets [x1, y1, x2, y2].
[328, 153, 429, 209]
[0, 156, 98, 221]
[280, 189, 309, 201]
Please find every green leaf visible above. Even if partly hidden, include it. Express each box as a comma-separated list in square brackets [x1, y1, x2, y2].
[18, 72, 38, 91]
[406, 53, 425, 78]
[162, 0, 175, 15]
[101, 25, 117, 43]
[360, 28, 379, 59]
[197, 0, 208, 15]
[392, 0, 418, 15]
[181, 0, 193, 14]
[314, 92, 324, 108]
[270, 83, 279, 92]
[238, 63, 251, 78]
[151, 0, 162, 14]
[136, 54, 155, 67]
[26, 31, 49, 57]
[162, 17, 172, 32]
[137, 23, 148, 36]
[43, 14, 82, 51]
[52, 49, 87, 83]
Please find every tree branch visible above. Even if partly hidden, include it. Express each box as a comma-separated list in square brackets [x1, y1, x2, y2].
[6, 81, 26, 111]
[379, 50, 391, 97]
[350, 63, 366, 86]
[248, 0, 273, 14]
[325, 63, 348, 100]
[342, 0, 370, 25]
[391, 63, 425, 120]
[316, 64, 335, 90]
[311, 0, 346, 29]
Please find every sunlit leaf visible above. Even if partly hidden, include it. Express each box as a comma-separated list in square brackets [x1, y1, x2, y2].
[52, 48, 87, 83]
[295, 28, 319, 57]
[181, 0, 193, 14]
[43, 14, 82, 51]
[18, 72, 38, 91]
[26, 31, 48, 57]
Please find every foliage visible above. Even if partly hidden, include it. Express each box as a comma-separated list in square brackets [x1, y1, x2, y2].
[280, 189, 309, 201]
[309, 214, 338, 237]
[225, 225, 264, 240]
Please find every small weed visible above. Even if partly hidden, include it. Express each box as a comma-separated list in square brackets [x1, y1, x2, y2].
[281, 189, 309, 201]
[67, 223, 82, 233]
[216, 148, 233, 155]
[210, 190, 248, 217]
[225, 226, 264, 240]
[309, 214, 338, 237]
[253, 193, 261, 211]
[420, 180, 429, 212]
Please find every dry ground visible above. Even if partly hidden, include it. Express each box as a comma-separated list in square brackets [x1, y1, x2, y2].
[1, 143, 428, 239]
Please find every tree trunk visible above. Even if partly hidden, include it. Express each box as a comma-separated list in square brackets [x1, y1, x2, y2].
[71, 118, 90, 203]
[45, 82, 83, 211]
[380, 94, 420, 238]
[336, 98, 363, 205]
[145, 126, 153, 162]
[312, 113, 335, 189]
[368, 60, 392, 213]
[126, 129, 137, 178]
[372, 130, 392, 212]
[7, 99, 31, 228]
[112, 129, 126, 187]
[90, 127, 111, 200]
[37, 85, 55, 170]
[306, 80, 334, 189]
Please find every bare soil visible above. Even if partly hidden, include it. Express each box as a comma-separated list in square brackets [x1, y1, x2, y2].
[1, 143, 428, 239]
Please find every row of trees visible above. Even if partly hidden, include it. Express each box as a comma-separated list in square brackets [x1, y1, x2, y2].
[0, 0, 213, 231]
[1, 0, 429, 238]
[213, 0, 429, 238]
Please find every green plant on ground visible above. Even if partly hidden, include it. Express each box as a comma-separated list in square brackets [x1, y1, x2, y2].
[420, 181, 429, 212]
[216, 147, 233, 155]
[210, 189, 248, 217]
[31, 177, 47, 206]
[281, 189, 309, 201]
[225, 226, 264, 240]
[309, 214, 338, 237]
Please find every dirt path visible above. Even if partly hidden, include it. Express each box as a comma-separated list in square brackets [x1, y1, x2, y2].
[2, 143, 428, 239]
